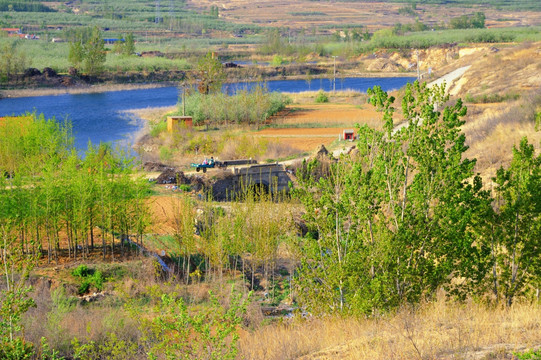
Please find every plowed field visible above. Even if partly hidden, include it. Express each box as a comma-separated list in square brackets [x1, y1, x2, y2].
[254, 103, 383, 151]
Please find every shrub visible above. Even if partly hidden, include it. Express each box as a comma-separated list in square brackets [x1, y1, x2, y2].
[72, 265, 91, 278]
[159, 146, 173, 162]
[71, 265, 105, 295]
[149, 121, 167, 137]
[315, 90, 329, 103]
[181, 85, 291, 126]
[178, 184, 191, 192]
[514, 349, 541, 360]
[270, 55, 284, 66]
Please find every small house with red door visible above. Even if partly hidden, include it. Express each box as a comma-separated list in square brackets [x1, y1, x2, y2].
[342, 129, 355, 141]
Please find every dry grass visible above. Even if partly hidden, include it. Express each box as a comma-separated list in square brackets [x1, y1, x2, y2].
[2, 83, 176, 99]
[463, 92, 541, 182]
[187, 0, 541, 31]
[239, 296, 541, 360]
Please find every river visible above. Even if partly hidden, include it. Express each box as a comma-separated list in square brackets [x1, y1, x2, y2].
[0, 76, 414, 150]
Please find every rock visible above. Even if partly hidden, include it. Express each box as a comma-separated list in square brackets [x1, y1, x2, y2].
[23, 68, 41, 77]
[61, 77, 75, 86]
[224, 62, 241, 68]
[42, 67, 58, 78]
[140, 51, 164, 58]
[68, 67, 79, 76]
[155, 169, 188, 184]
[315, 144, 330, 159]
[143, 161, 170, 172]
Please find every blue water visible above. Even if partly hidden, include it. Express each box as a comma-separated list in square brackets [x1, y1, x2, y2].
[0, 76, 414, 150]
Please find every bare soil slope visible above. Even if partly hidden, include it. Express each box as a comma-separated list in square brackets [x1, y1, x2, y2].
[187, 0, 541, 31]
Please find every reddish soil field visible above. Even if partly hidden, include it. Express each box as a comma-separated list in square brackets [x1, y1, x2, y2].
[187, 0, 541, 31]
[253, 103, 383, 151]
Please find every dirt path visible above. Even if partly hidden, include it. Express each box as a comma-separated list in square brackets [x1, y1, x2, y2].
[429, 65, 471, 92]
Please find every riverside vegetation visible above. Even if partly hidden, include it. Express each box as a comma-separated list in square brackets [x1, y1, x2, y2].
[1, 81, 540, 358]
[3, 0, 541, 91]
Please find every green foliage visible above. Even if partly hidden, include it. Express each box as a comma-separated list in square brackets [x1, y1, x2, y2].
[260, 28, 296, 55]
[294, 81, 491, 314]
[397, 4, 416, 16]
[0, 1, 55, 12]
[68, 26, 106, 75]
[182, 85, 291, 126]
[68, 40, 84, 70]
[195, 51, 225, 94]
[315, 90, 329, 103]
[83, 26, 106, 76]
[123, 33, 135, 56]
[209, 5, 219, 18]
[535, 110, 541, 131]
[178, 184, 191, 192]
[514, 349, 541, 360]
[72, 333, 137, 360]
[159, 146, 173, 162]
[491, 137, 541, 305]
[149, 121, 167, 137]
[0, 41, 29, 83]
[0, 337, 35, 359]
[289, 11, 326, 16]
[353, 27, 533, 53]
[39, 337, 65, 360]
[0, 113, 151, 289]
[128, 287, 251, 360]
[71, 264, 92, 278]
[449, 12, 486, 29]
[393, 20, 428, 35]
[0, 207, 37, 359]
[270, 54, 284, 66]
[72, 265, 105, 294]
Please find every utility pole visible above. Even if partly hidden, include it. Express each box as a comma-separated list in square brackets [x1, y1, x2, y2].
[416, 49, 420, 81]
[182, 83, 186, 116]
[332, 55, 338, 92]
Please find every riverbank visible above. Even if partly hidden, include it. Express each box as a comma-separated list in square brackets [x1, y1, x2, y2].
[0, 82, 177, 99]
[1, 71, 415, 99]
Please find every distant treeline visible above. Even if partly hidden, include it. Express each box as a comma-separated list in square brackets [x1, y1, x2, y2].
[0, 1, 55, 12]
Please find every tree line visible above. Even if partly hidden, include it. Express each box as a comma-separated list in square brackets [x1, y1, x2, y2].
[0, 114, 151, 263]
[294, 81, 541, 315]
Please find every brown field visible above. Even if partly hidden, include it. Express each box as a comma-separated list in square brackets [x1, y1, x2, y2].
[252, 102, 383, 151]
[275, 103, 380, 126]
[187, 0, 541, 31]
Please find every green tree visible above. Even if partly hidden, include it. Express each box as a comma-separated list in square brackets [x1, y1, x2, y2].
[123, 33, 135, 56]
[0, 41, 29, 83]
[68, 40, 85, 71]
[490, 137, 541, 306]
[294, 81, 491, 315]
[196, 51, 225, 94]
[83, 26, 106, 76]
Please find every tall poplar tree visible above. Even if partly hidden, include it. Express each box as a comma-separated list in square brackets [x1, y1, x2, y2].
[294, 82, 491, 315]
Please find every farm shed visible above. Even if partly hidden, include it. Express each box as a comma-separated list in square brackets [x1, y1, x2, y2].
[342, 129, 355, 141]
[167, 116, 193, 133]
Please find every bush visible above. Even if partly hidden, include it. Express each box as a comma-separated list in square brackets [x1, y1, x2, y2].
[181, 85, 291, 126]
[315, 90, 329, 103]
[178, 184, 191, 192]
[71, 265, 105, 295]
[159, 146, 173, 162]
[514, 349, 541, 360]
[149, 121, 167, 137]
